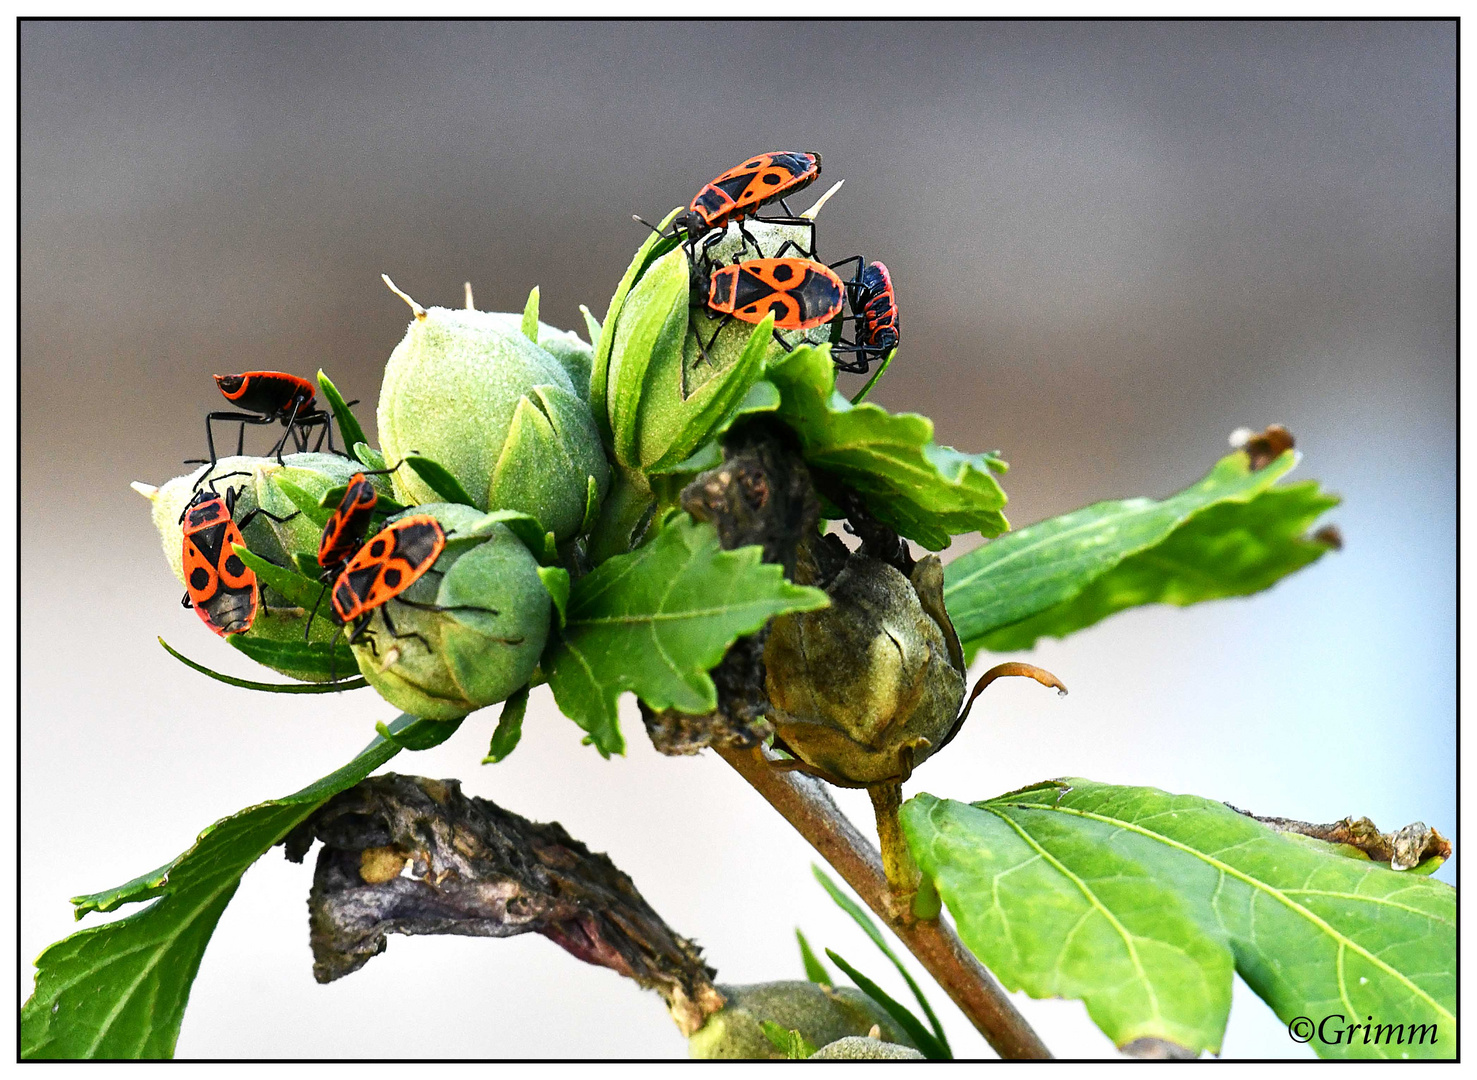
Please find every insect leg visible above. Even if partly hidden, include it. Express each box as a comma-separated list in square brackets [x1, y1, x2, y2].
[199, 413, 274, 489]
[236, 507, 301, 530]
[303, 582, 328, 641]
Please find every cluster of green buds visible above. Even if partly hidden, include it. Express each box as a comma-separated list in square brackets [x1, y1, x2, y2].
[137, 276, 607, 721]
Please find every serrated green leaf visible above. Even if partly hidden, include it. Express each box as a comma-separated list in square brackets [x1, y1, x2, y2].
[765, 345, 1008, 550]
[521, 285, 540, 341]
[21, 714, 461, 1059]
[849, 348, 895, 405]
[405, 454, 477, 507]
[812, 866, 948, 1053]
[537, 565, 570, 628]
[545, 514, 828, 756]
[760, 1020, 817, 1059]
[158, 637, 365, 693]
[316, 370, 366, 453]
[902, 783, 1455, 1059]
[592, 207, 683, 447]
[274, 478, 332, 530]
[353, 442, 387, 471]
[944, 448, 1339, 656]
[483, 686, 530, 764]
[796, 929, 833, 985]
[231, 544, 321, 610]
[824, 950, 950, 1060]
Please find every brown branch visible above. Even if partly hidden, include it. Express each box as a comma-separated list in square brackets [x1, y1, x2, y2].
[717, 744, 1051, 1060]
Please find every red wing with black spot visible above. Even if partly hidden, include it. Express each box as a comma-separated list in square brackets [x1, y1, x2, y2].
[331, 515, 446, 624]
[181, 491, 259, 636]
[688, 151, 821, 230]
[705, 258, 845, 330]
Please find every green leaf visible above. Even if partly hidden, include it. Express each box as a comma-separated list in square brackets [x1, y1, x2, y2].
[581, 473, 601, 536]
[293, 552, 323, 578]
[536, 565, 570, 628]
[482, 686, 529, 764]
[521, 285, 540, 342]
[228, 632, 358, 684]
[765, 344, 1009, 550]
[353, 442, 387, 471]
[158, 637, 366, 693]
[639, 311, 773, 474]
[405, 454, 478, 507]
[811, 866, 948, 1053]
[318, 484, 406, 516]
[849, 348, 895, 405]
[760, 1020, 817, 1059]
[316, 370, 366, 453]
[902, 783, 1455, 1059]
[944, 448, 1339, 656]
[592, 207, 683, 447]
[579, 304, 602, 356]
[762, 1016, 821, 1057]
[274, 478, 332, 530]
[231, 544, 322, 610]
[21, 714, 461, 1059]
[824, 950, 950, 1060]
[609, 246, 691, 468]
[796, 929, 833, 985]
[545, 513, 828, 756]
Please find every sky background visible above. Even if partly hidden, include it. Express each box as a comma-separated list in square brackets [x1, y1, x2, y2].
[21, 20, 1454, 1059]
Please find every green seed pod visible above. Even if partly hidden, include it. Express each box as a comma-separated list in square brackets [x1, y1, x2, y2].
[764, 554, 967, 786]
[810, 1036, 926, 1060]
[688, 981, 913, 1060]
[132, 453, 378, 591]
[598, 219, 830, 477]
[376, 279, 609, 542]
[348, 502, 552, 721]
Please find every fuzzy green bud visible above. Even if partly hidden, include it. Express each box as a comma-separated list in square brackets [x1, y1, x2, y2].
[599, 220, 831, 478]
[688, 982, 913, 1060]
[348, 502, 552, 721]
[376, 281, 609, 542]
[809, 1036, 926, 1060]
[764, 555, 967, 786]
[134, 453, 379, 592]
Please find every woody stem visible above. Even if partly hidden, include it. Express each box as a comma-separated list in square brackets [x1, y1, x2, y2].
[717, 744, 1051, 1060]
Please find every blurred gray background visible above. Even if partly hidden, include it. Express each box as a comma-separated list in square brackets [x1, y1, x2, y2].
[22, 21, 1454, 1059]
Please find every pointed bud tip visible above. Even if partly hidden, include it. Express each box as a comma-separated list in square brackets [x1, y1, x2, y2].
[130, 481, 159, 501]
[382, 274, 427, 320]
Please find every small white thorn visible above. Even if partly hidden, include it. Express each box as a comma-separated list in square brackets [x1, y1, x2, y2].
[464, 281, 475, 310]
[801, 179, 845, 220]
[130, 481, 159, 501]
[1228, 427, 1254, 448]
[378, 646, 401, 673]
[382, 274, 427, 320]
[867, 1025, 881, 1040]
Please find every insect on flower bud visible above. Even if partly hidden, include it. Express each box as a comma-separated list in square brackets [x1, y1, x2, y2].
[375, 278, 609, 543]
[344, 502, 553, 721]
[135, 453, 381, 592]
[598, 219, 833, 477]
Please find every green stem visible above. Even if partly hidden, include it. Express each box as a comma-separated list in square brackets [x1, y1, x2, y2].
[586, 464, 654, 563]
